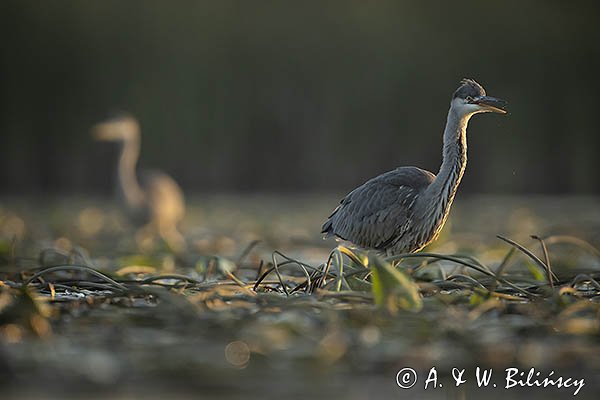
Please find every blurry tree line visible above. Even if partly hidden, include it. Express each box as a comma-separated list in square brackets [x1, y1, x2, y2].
[0, 0, 598, 195]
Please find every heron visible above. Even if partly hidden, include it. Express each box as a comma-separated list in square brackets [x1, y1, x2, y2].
[92, 114, 187, 252]
[322, 79, 507, 256]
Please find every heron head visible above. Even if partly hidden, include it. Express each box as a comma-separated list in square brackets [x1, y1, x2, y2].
[92, 113, 140, 142]
[451, 78, 507, 116]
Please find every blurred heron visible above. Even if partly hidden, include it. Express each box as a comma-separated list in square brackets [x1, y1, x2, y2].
[92, 114, 187, 252]
[322, 79, 507, 255]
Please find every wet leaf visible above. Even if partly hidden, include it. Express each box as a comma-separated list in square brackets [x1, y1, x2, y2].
[525, 261, 546, 282]
[369, 253, 422, 313]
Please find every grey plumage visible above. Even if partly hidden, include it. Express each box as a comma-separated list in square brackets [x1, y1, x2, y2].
[322, 79, 507, 255]
[452, 78, 486, 99]
[322, 167, 434, 252]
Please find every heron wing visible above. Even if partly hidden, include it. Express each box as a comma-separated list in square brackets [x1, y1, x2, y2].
[140, 170, 186, 226]
[322, 166, 434, 250]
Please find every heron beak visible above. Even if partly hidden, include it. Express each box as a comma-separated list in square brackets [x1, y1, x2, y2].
[91, 123, 116, 141]
[474, 96, 507, 114]
[91, 126, 107, 140]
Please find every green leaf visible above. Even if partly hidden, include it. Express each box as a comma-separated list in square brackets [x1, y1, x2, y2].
[118, 254, 159, 268]
[469, 292, 486, 306]
[369, 254, 423, 313]
[525, 261, 546, 282]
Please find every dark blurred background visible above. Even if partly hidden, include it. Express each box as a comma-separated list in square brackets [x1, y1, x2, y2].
[1, 0, 599, 196]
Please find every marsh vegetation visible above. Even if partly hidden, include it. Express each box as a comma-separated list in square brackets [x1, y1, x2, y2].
[1, 195, 598, 399]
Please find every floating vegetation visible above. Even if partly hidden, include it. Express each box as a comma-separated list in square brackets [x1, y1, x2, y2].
[0, 198, 599, 398]
[3, 234, 599, 338]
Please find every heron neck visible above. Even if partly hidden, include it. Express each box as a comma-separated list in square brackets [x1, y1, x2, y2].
[426, 107, 471, 210]
[118, 136, 145, 207]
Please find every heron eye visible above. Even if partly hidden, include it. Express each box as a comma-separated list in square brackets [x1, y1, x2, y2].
[465, 96, 473, 102]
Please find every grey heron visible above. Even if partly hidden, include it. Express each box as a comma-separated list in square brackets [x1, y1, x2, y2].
[322, 79, 507, 255]
[92, 114, 187, 252]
